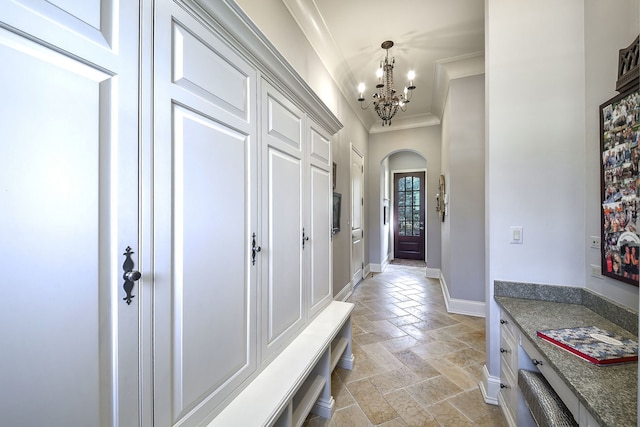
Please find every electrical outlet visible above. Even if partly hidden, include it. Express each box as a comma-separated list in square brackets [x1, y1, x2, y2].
[590, 236, 601, 249]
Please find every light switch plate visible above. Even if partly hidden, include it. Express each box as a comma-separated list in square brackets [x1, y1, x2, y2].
[510, 226, 523, 244]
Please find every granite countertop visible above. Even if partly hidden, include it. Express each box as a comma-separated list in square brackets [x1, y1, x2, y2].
[496, 296, 637, 427]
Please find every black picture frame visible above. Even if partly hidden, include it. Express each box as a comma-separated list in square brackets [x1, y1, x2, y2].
[600, 87, 640, 286]
[332, 192, 341, 234]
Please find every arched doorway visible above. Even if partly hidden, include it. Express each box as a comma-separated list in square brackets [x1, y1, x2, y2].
[385, 150, 427, 263]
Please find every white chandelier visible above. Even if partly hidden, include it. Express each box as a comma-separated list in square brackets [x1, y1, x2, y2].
[357, 41, 416, 126]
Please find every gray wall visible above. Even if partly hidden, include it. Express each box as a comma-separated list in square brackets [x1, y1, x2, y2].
[584, 0, 640, 301]
[484, 0, 639, 385]
[368, 126, 442, 269]
[441, 75, 485, 302]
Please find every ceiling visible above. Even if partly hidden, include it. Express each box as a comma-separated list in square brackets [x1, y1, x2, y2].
[281, 0, 485, 132]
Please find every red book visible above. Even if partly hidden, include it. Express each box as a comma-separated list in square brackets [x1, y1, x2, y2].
[537, 326, 638, 365]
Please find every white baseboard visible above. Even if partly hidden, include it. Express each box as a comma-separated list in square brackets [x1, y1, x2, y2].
[334, 282, 353, 302]
[439, 274, 486, 318]
[425, 267, 440, 278]
[312, 395, 335, 419]
[369, 262, 386, 273]
[498, 392, 516, 427]
[479, 364, 500, 406]
[364, 263, 371, 278]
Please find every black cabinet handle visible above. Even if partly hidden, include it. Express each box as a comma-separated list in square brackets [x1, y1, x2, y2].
[251, 233, 261, 266]
[122, 246, 140, 305]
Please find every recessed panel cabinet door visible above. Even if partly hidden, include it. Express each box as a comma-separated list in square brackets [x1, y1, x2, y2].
[153, 2, 258, 425]
[0, 1, 141, 426]
[308, 124, 333, 318]
[261, 81, 305, 363]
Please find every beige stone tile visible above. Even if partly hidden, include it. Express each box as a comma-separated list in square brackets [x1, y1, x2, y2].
[392, 349, 441, 379]
[410, 339, 465, 358]
[379, 335, 422, 353]
[405, 376, 463, 407]
[450, 314, 486, 330]
[425, 400, 474, 426]
[444, 347, 485, 368]
[331, 371, 356, 410]
[463, 363, 486, 385]
[325, 264, 496, 426]
[423, 328, 468, 346]
[369, 319, 407, 338]
[304, 404, 373, 427]
[427, 359, 479, 390]
[447, 389, 496, 421]
[354, 331, 402, 346]
[376, 417, 409, 427]
[438, 322, 477, 337]
[368, 366, 422, 394]
[400, 306, 430, 319]
[386, 292, 415, 303]
[387, 314, 423, 327]
[346, 379, 400, 425]
[352, 305, 376, 317]
[360, 342, 405, 372]
[473, 407, 508, 427]
[395, 300, 422, 309]
[384, 389, 439, 427]
[457, 329, 487, 351]
[397, 323, 432, 341]
[335, 351, 383, 384]
[412, 318, 451, 331]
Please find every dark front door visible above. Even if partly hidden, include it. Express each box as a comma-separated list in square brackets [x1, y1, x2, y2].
[394, 172, 426, 260]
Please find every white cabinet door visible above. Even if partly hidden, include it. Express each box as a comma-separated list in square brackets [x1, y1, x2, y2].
[351, 147, 365, 284]
[153, 1, 258, 425]
[0, 1, 141, 425]
[307, 122, 333, 318]
[260, 81, 305, 363]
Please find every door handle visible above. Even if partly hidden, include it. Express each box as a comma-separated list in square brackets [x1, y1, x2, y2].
[302, 228, 309, 249]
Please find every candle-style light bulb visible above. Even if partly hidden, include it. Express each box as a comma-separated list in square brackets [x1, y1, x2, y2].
[357, 83, 365, 101]
[407, 70, 416, 90]
[376, 64, 384, 89]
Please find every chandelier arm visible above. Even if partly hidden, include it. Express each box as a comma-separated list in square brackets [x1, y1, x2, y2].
[359, 100, 374, 110]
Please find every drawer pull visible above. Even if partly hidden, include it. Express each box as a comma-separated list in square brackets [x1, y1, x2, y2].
[500, 383, 509, 389]
[532, 358, 544, 366]
[500, 347, 509, 354]
[500, 319, 508, 324]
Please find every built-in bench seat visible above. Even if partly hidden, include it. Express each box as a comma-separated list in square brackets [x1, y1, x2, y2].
[208, 300, 355, 427]
[518, 369, 578, 427]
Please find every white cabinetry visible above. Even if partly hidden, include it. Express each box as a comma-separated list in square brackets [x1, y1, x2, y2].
[0, 1, 142, 425]
[260, 81, 334, 363]
[498, 312, 536, 427]
[261, 81, 306, 362]
[499, 309, 602, 427]
[1, 0, 344, 425]
[153, 1, 343, 426]
[520, 335, 601, 427]
[153, 1, 260, 424]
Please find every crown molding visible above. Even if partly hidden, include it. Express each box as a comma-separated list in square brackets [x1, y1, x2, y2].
[431, 51, 485, 120]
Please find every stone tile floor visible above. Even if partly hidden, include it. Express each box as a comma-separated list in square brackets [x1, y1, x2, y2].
[304, 264, 507, 426]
